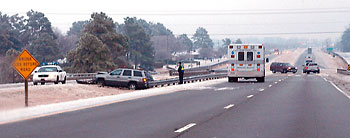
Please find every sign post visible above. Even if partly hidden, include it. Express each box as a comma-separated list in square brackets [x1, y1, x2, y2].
[12, 49, 39, 107]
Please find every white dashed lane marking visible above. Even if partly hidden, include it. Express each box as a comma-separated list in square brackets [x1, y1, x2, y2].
[224, 104, 234, 109]
[268, 85, 272, 87]
[247, 95, 254, 98]
[174, 123, 196, 133]
[274, 82, 278, 84]
[259, 88, 264, 92]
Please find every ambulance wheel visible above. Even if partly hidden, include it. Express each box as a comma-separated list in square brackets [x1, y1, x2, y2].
[257, 77, 265, 82]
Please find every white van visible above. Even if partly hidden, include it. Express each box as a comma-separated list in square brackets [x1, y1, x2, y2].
[227, 44, 268, 82]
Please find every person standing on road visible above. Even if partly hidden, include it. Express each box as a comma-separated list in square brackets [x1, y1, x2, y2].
[178, 62, 184, 84]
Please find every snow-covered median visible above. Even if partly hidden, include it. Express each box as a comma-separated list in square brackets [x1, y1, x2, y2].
[0, 78, 226, 124]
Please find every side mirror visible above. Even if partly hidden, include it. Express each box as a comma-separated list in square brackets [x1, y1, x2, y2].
[34, 71, 37, 73]
[266, 58, 269, 63]
[58, 70, 62, 72]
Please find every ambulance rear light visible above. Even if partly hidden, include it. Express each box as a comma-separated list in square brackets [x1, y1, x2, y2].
[257, 55, 261, 58]
[231, 64, 234, 66]
[259, 46, 263, 49]
[257, 68, 260, 71]
[229, 45, 233, 49]
[231, 68, 235, 71]
[231, 55, 235, 58]
[244, 45, 248, 49]
[257, 64, 260, 66]
[248, 64, 252, 66]
[240, 64, 243, 66]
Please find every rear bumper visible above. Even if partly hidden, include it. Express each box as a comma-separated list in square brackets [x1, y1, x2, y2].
[287, 69, 298, 72]
[228, 71, 265, 77]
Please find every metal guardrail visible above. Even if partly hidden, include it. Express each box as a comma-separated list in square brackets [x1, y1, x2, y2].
[148, 73, 227, 88]
[337, 69, 350, 75]
[66, 73, 97, 80]
[332, 51, 349, 65]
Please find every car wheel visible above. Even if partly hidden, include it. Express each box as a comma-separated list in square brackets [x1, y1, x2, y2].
[41, 82, 45, 85]
[257, 77, 265, 82]
[97, 79, 105, 87]
[62, 76, 66, 84]
[128, 82, 137, 90]
[33, 82, 37, 85]
[293, 72, 296, 74]
[307, 72, 310, 74]
[272, 70, 276, 73]
[54, 77, 59, 84]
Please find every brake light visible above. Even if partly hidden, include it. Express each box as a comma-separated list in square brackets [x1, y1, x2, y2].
[257, 68, 260, 71]
[231, 68, 235, 71]
[259, 46, 262, 49]
[288, 67, 291, 70]
[305, 67, 308, 70]
[229, 45, 233, 49]
[248, 64, 252, 66]
[257, 64, 260, 66]
[142, 78, 147, 83]
[240, 64, 243, 66]
[231, 64, 234, 66]
[244, 45, 248, 49]
[257, 55, 261, 58]
[231, 55, 235, 58]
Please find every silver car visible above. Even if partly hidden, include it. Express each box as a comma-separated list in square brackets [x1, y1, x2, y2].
[95, 69, 154, 89]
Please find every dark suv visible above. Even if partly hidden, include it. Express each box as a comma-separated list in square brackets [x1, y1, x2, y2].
[95, 68, 154, 89]
[270, 62, 297, 73]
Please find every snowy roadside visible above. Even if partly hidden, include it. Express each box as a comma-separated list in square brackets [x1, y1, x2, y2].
[0, 78, 226, 124]
[313, 49, 350, 94]
[265, 48, 305, 76]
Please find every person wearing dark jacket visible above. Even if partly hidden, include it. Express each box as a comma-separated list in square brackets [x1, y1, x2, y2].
[178, 62, 184, 84]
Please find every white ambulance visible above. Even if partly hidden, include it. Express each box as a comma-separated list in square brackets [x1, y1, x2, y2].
[227, 44, 269, 82]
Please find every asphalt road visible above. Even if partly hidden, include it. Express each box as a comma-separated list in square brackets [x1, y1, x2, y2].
[1, 52, 350, 138]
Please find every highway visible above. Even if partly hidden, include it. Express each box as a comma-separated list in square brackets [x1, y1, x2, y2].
[1, 52, 350, 138]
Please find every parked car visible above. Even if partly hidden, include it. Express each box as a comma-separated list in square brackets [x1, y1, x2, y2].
[270, 62, 298, 73]
[303, 62, 320, 74]
[95, 68, 154, 89]
[33, 65, 67, 85]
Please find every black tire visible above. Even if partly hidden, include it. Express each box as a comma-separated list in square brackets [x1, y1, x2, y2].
[282, 69, 287, 73]
[257, 77, 265, 82]
[62, 76, 66, 84]
[228, 77, 233, 82]
[307, 72, 310, 74]
[272, 70, 276, 73]
[232, 77, 238, 82]
[54, 77, 59, 84]
[33, 82, 38, 85]
[293, 72, 296, 74]
[41, 82, 45, 85]
[97, 78, 105, 87]
[128, 82, 137, 90]
[317, 70, 320, 74]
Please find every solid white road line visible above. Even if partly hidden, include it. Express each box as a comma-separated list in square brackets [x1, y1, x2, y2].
[268, 85, 272, 87]
[174, 123, 196, 133]
[329, 81, 350, 99]
[323, 78, 328, 82]
[224, 104, 234, 109]
[247, 95, 254, 98]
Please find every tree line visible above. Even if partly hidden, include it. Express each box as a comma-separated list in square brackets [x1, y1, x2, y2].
[0, 10, 241, 83]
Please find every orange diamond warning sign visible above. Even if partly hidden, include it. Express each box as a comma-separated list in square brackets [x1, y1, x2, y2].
[12, 49, 40, 79]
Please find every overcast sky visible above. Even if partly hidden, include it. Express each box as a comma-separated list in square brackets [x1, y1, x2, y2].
[1, 0, 350, 40]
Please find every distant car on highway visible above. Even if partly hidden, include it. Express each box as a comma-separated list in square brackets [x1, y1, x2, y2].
[33, 65, 67, 85]
[303, 62, 320, 74]
[270, 62, 297, 73]
[95, 68, 154, 89]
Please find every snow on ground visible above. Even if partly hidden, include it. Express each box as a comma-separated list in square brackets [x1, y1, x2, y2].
[265, 48, 305, 76]
[313, 49, 350, 93]
[0, 78, 226, 123]
[0, 84, 133, 111]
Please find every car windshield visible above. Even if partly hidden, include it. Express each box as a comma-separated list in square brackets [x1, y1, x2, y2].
[38, 67, 58, 72]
